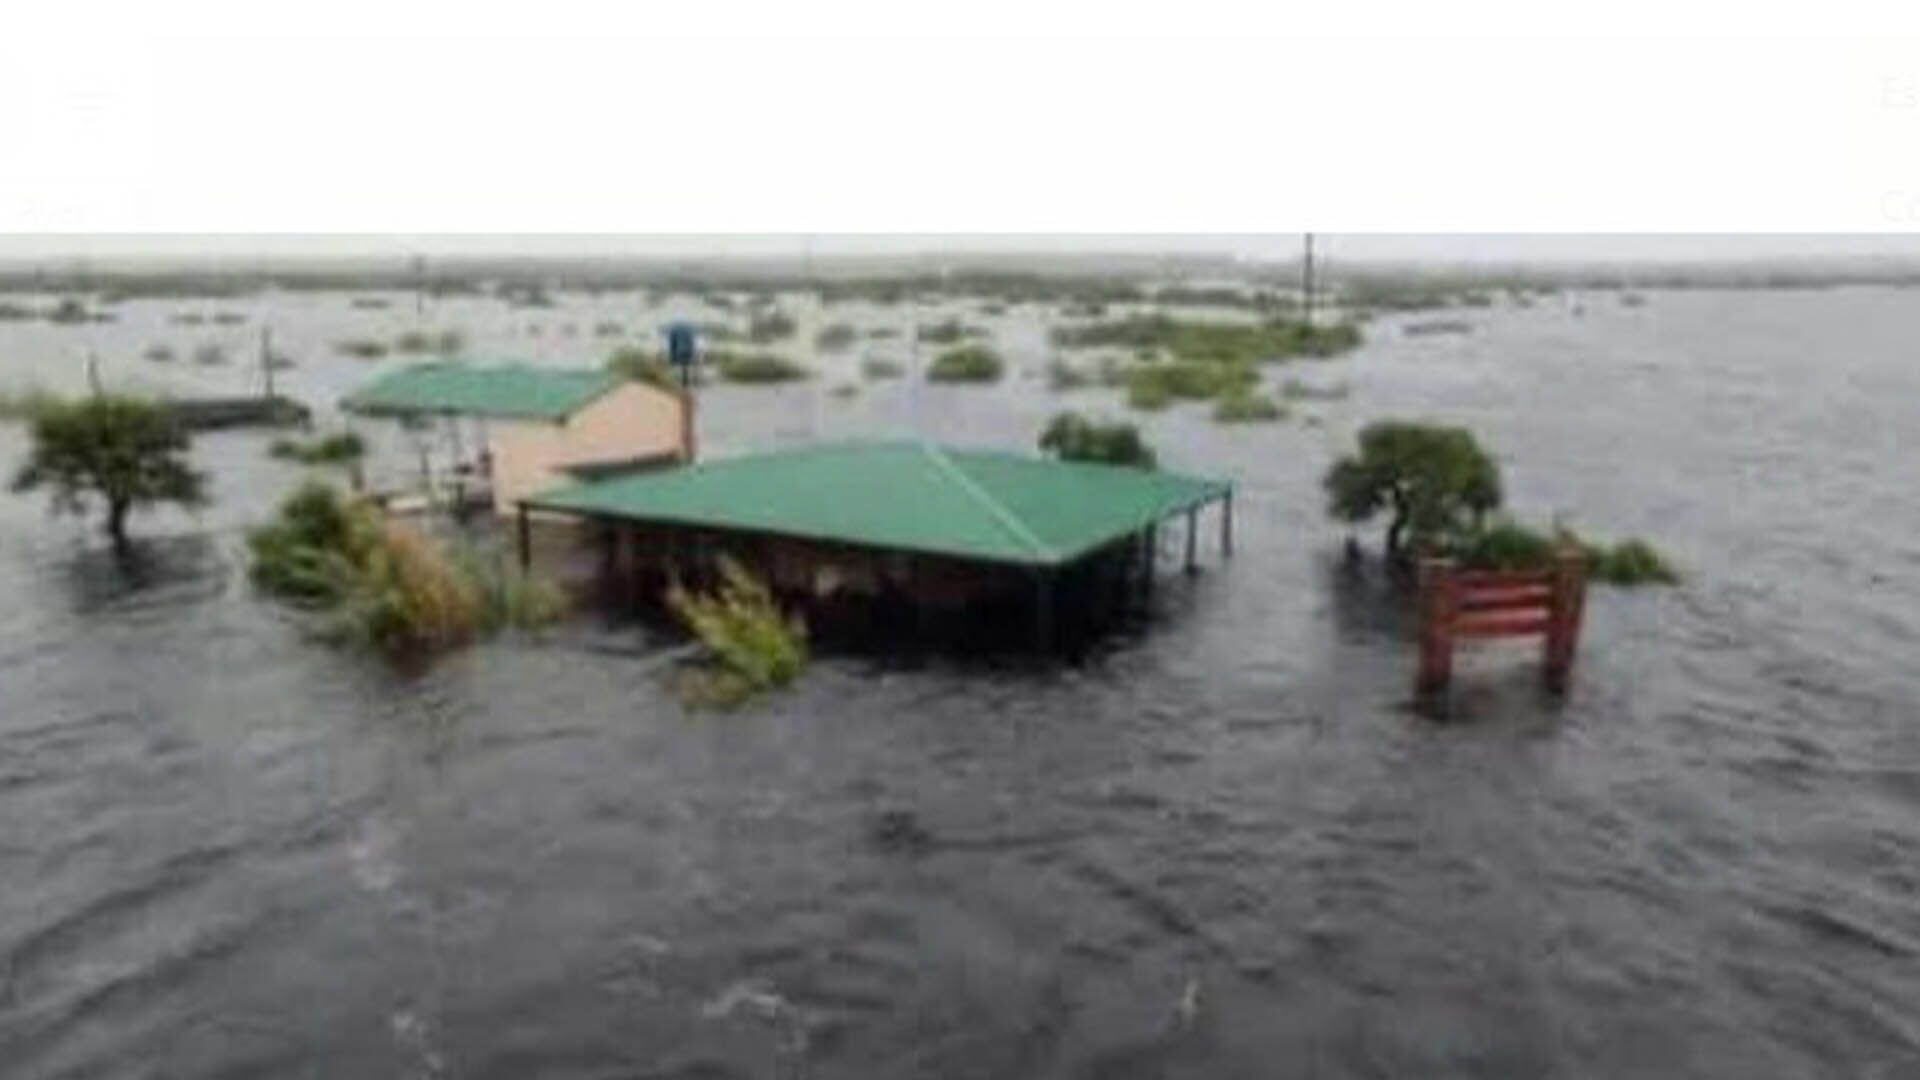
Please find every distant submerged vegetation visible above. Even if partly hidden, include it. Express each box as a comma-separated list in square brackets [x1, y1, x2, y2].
[926, 345, 1005, 383]
[1052, 313, 1361, 362]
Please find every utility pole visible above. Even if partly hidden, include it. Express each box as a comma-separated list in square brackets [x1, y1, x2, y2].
[260, 326, 275, 399]
[1302, 233, 1316, 326]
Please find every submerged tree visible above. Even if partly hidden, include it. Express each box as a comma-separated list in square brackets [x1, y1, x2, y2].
[1323, 419, 1501, 559]
[11, 395, 208, 551]
[1038, 411, 1157, 469]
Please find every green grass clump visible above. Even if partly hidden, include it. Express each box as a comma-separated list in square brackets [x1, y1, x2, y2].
[917, 319, 983, 345]
[335, 338, 389, 360]
[1211, 389, 1285, 423]
[269, 431, 366, 465]
[860, 357, 905, 380]
[814, 323, 858, 351]
[713, 350, 810, 383]
[667, 557, 809, 708]
[926, 345, 1005, 383]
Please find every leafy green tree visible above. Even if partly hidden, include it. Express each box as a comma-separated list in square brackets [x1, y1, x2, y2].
[10, 395, 208, 551]
[1323, 420, 1501, 558]
[1038, 411, 1157, 469]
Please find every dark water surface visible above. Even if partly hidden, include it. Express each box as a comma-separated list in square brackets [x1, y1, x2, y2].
[3, 288, 1919, 1077]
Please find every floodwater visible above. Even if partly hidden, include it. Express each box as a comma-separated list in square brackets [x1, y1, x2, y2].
[2, 286, 1918, 1077]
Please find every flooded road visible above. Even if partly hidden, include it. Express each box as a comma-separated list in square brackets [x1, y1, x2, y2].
[2, 286, 1918, 1077]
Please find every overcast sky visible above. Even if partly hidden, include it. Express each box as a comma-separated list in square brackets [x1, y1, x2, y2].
[4, 234, 1920, 265]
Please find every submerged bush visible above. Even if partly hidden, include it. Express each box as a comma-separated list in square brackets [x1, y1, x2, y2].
[667, 557, 809, 708]
[1039, 411, 1157, 468]
[926, 345, 1004, 383]
[248, 482, 568, 659]
[1454, 518, 1680, 586]
[143, 344, 176, 363]
[268, 431, 366, 465]
[860, 357, 905, 380]
[1046, 357, 1091, 390]
[747, 310, 798, 343]
[1053, 313, 1362, 362]
[1211, 389, 1284, 423]
[1587, 537, 1680, 585]
[606, 345, 682, 388]
[814, 323, 858, 351]
[335, 338, 389, 359]
[917, 319, 983, 345]
[713, 350, 810, 383]
[1123, 360, 1256, 410]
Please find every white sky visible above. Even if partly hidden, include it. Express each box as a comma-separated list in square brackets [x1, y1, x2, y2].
[4, 234, 1920, 265]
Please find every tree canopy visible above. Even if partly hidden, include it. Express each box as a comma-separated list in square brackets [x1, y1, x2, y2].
[1323, 419, 1501, 557]
[1038, 411, 1158, 469]
[10, 395, 208, 549]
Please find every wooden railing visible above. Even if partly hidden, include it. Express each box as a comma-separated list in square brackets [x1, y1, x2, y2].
[1416, 551, 1587, 695]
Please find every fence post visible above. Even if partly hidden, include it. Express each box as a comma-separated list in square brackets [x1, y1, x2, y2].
[1543, 548, 1587, 692]
[1416, 557, 1457, 695]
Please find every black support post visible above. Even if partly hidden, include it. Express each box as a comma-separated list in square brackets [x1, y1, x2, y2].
[1221, 488, 1234, 558]
[1033, 570, 1055, 653]
[1185, 507, 1198, 574]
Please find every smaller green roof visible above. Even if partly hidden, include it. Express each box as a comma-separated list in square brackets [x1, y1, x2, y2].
[341, 362, 621, 421]
[526, 440, 1230, 568]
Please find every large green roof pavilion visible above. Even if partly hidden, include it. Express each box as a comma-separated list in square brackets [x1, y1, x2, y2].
[519, 441, 1234, 646]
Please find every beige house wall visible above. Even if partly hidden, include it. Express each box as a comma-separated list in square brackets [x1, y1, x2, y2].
[487, 382, 686, 513]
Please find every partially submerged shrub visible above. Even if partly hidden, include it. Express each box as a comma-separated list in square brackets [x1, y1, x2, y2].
[814, 323, 858, 351]
[269, 431, 366, 465]
[193, 343, 227, 366]
[917, 319, 983, 344]
[394, 329, 464, 355]
[1124, 360, 1255, 410]
[861, 357, 905, 380]
[248, 482, 568, 659]
[713, 350, 810, 383]
[926, 345, 1004, 383]
[667, 557, 809, 707]
[1211, 389, 1284, 423]
[1279, 377, 1350, 402]
[143, 344, 176, 363]
[747, 310, 798, 343]
[1039, 411, 1157, 468]
[1046, 357, 1091, 390]
[336, 338, 389, 359]
[1587, 537, 1680, 585]
[606, 345, 682, 388]
[1453, 518, 1680, 586]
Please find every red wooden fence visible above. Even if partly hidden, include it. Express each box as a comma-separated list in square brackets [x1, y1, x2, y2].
[1416, 551, 1587, 695]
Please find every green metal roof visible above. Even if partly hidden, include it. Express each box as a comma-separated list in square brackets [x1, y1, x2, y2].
[524, 441, 1230, 568]
[340, 362, 621, 421]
